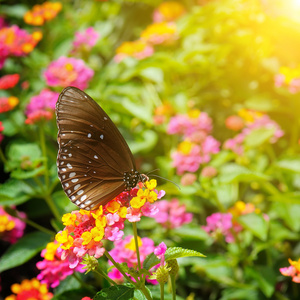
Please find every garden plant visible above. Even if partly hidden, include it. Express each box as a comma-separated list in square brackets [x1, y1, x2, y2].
[0, 0, 300, 299]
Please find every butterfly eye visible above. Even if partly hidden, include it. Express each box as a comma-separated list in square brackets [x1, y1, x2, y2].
[56, 86, 147, 210]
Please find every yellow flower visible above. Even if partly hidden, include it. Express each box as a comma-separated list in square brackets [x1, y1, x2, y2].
[289, 258, 300, 272]
[188, 109, 201, 119]
[116, 40, 148, 55]
[130, 196, 146, 209]
[118, 206, 128, 218]
[79, 209, 91, 216]
[95, 215, 107, 228]
[155, 1, 185, 22]
[178, 140, 193, 155]
[7, 96, 19, 108]
[125, 236, 142, 251]
[145, 179, 157, 190]
[62, 213, 77, 226]
[81, 231, 92, 245]
[0, 215, 15, 232]
[44, 241, 59, 261]
[147, 190, 158, 203]
[91, 227, 104, 242]
[55, 230, 74, 250]
[106, 200, 120, 213]
[92, 206, 103, 219]
[238, 109, 263, 123]
[141, 22, 177, 45]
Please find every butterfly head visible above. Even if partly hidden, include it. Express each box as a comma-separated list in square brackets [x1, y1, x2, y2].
[123, 170, 149, 190]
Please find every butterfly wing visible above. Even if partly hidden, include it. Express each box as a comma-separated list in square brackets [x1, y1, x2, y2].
[56, 86, 136, 210]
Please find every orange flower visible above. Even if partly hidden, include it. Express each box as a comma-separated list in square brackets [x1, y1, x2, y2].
[24, 2, 62, 26]
[0, 96, 19, 113]
[5, 278, 53, 300]
[153, 1, 185, 22]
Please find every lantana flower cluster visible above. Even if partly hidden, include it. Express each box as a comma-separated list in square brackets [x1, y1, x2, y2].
[24, 1, 62, 26]
[224, 109, 284, 155]
[280, 258, 300, 283]
[203, 201, 267, 243]
[71, 27, 100, 54]
[275, 66, 300, 93]
[0, 206, 26, 244]
[108, 235, 157, 283]
[25, 89, 59, 124]
[5, 278, 53, 300]
[0, 74, 20, 90]
[0, 96, 19, 114]
[167, 109, 220, 176]
[44, 56, 94, 89]
[0, 25, 42, 69]
[154, 198, 192, 229]
[55, 180, 164, 268]
[36, 241, 85, 288]
[114, 2, 184, 62]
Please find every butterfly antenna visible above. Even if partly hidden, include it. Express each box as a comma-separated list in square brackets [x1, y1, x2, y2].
[149, 174, 181, 190]
[146, 168, 160, 175]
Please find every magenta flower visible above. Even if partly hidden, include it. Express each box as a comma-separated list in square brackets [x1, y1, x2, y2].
[71, 27, 100, 53]
[36, 241, 85, 288]
[108, 235, 158, 284]
[224, 115, 284, 154]
[26, 89, 59, 116]
[154, 242, 167, 258]
[202, 212, 240, 243]
[44, 56, 94, 89]
[0, 206, 26, 243]
[167, 111, 212, 138]
[280, 258, 300, 283]
[154, 199, 192, 229]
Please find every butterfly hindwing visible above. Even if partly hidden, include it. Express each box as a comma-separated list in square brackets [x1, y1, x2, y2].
[56, 86, 136, 210]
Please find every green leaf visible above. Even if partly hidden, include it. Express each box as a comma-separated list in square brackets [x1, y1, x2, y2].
[275, 158, 300, 173]
[0, 231, 51, 272]
[128, 130, 158, 154]
[237, 213, 268, 241]
[0, 179, 32, 206]
[143, 247, 205, 270]
[139, 67, 164, 84]
[218, 163, 269, 183]
[52, 288, 94, 300]
[269, 192, 300, 204]
[11, 165, 45, 179]
[245, 266, 276, 297]
[94, 285, 134, 300]
[52, 190, 77, 215]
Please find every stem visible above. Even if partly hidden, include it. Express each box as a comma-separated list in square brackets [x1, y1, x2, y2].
[72, 272, 95, 292]
[39, 124, 49, 189]
[160, 282, 165, 300]
[20, 216, 55, 236]
[138, 285, 153, 300]
[170, 274, 177, 300]
[0, 147, 7, 165]
[132, 222, 142, 276]
[44, 194, 61, 221]
[94, 267, 118, 286]
[104, 250, 135, 285]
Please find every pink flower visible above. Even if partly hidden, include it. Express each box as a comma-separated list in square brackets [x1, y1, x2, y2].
[114, 40, 154, 63]
[280, 258, 300, 283]
[0, 206, 26, 243]
[224, 114, 284, 154]
[167, 111, 212, 138]
[26, 89, 59, 116]
[201, 166, 218, 178]
[71, 27, 100, 53]
[180, 173, 197, 186]
[36, 241, 85, 288]
[202, 212, 239, 243]
[44, 56, 94, 89]
[108, 235, 158, 283]
[154, 242, 167, 258]
[154, 199, 192, 229]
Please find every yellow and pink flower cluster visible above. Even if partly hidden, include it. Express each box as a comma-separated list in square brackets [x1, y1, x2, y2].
[115, 1, 185, 62]
[55, 180, 165, 268]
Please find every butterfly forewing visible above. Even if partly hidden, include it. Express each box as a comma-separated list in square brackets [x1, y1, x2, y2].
[56, 86, 137, 210]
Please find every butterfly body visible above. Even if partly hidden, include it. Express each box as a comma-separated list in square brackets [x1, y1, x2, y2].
[56, 86, 146, 210]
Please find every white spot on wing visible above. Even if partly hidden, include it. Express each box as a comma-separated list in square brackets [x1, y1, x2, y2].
[81, 195, 87, 201]
[67, 163, 72, 169]
[100, 134, 104, 139]
[71, 196, 76, 200]
[77, 190, 84, 195]
[74, 184, 81, 190]
[69, 172, 76, 178]
[71, 178, 78, 183]
[94, 155, 98, 159]
[87, 133, 91, 138]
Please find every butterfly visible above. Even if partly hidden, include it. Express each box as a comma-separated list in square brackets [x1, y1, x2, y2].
[56, 86, 148, 211]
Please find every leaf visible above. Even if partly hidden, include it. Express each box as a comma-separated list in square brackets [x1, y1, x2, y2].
[0, 179, 32, 206]
[11, 165, 45, 179]
[94, 285, 134, 300]
[143, 247, 205, 270]
[52, 190, 78, 215]
[275, 158, 300, 173]
[139, 67, 164, 84]
[269, 192, 300, 204]
[245, 266, 276, 297]
[0, 231, 51, 272]
[237, 213, 268, 241]
[128, 130, 158, 154]
[52, 288, 94, 300]
[218, 163, 269, 183]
